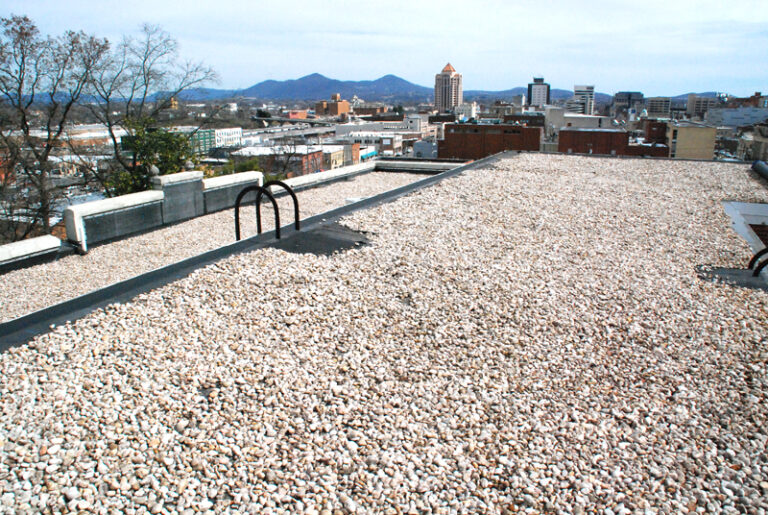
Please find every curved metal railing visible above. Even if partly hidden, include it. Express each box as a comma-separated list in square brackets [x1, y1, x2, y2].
[234, 185, 280, 240]
[258, 180, 300, 233]
[748, 246, 768, 272]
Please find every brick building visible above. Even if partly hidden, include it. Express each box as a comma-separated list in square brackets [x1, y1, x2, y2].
[344, 143, 360, 165]
[266, 149, 323, 177]
[354, 105, 386, 116]
[438, 124, 541, 159]
[726, 92, 767, 108]
[559, 128, 668, 157]
[286, 110, 308, 119]
[428, 114, 456, 124]
[623, 144, 669, 157]
[233, 145, 324, 177]
[315, 94, 350, 117]
[644, 120, 668, 145]
[503, 114, 546, 127]
[360, 112, 404, 122]
[559, 128, 628, 155]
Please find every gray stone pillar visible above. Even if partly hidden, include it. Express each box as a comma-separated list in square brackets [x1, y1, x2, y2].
[151, 171, 205, 224]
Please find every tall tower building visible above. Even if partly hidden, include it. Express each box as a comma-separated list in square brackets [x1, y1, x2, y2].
[527, 77, 550, 107]
[573, 85, 595, 115]
[434, 63, 463, 113]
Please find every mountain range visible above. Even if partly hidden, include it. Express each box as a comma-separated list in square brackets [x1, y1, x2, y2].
[177, 73, 718, 104]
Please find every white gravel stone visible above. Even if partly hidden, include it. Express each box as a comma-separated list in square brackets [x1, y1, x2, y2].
[0, 171, 429, 323]
[0, 155, 766, 513]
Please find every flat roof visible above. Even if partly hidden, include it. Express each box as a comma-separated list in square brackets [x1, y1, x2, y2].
[0, 172, 429, 323]
[1, 154, 766, 512]
[560, 127, 626, 132]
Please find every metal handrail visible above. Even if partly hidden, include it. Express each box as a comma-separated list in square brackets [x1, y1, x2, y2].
[753, 255, 768, 277]
[234, 185, 280, 240]
[258, 180, 300, 232]
[748, 247, 768, 270]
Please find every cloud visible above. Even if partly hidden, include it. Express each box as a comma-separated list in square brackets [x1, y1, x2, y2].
[3, 0, 766, 95]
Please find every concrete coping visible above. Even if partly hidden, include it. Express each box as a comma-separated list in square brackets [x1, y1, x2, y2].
[375, 160, 457, 171]
[150, 171, 204, 188]
[282, 161, 375, 190]
[203, 171, 263, 191]
[66, 191, 164, 219]
[0, 235, 62, 265]
[64, 190, 164, 251]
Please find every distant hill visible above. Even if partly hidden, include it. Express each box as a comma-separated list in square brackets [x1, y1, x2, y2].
[177, 73, 432, 102]
[240, 73, 431, 101]
[177, 88, 238, 101]
[465, 87, 612, 104]
[464, 87, 528, 102]
[174, 74, 723, 105]
[671, 92, 719, 101]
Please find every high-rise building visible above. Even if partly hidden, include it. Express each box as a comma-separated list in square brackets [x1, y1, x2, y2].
[613, 91, 644, 111]
[573, 85, 595, 115]
[434, 63, 463, 113]
[527, 77, 550, 107]
[686, 94, 717, 119]
[646, 97, 671, 118]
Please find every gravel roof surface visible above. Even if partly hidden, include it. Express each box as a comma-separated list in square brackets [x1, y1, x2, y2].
[1, 154, 767, 513]
[0, 172, 429, 323]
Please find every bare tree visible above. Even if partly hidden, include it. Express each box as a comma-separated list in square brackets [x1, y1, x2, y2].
[267, 140, 299, 179]
[86, 24, 217, 196]
[263, 139, 323, 179]
[0, 15, 108, 242]
[0, 158, 31, 243]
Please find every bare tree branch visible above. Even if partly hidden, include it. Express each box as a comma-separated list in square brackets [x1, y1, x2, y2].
[0, 15, 108, 241]
[85, 23, 217, 195]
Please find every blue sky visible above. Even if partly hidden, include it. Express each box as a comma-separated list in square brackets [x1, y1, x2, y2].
[4, 0, 767, 96]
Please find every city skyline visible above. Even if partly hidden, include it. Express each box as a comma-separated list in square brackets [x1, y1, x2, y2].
[2, 0, 767, 97]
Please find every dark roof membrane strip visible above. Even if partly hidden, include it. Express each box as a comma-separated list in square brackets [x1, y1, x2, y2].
[0, 153, 506, 350]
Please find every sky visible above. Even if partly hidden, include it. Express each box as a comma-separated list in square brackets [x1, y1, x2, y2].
[3, 0, 767, 97]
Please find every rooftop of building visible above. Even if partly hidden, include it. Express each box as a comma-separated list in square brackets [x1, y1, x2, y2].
[234, 144, 344, 157]
[0, 171, 429, 324]
[669, 120, 718, 128]
[562, 112, 610, 119]
[0, 154, 767, 512]
[441, 63, 456, 73]
[560, 127, 626, 133]
[343, 131, 405, 138]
